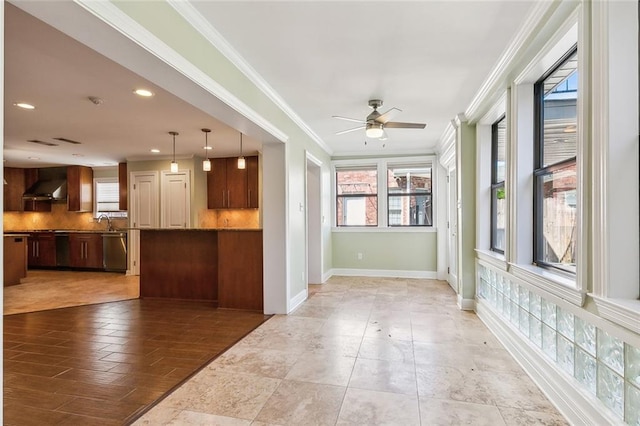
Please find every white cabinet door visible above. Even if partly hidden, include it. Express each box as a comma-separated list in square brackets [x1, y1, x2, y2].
[161, 171, 190, 229]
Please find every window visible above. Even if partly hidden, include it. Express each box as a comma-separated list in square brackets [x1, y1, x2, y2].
[94, 178, 127, 218]
[387, 165, 432, 226]
[534, 47, 577, 274]
[491, 116, 506, 253]
[335, 168, 377, 226]
[333, 156, 434, 229]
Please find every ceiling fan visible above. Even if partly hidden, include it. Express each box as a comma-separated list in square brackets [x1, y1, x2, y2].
[333, 99, 426, 139]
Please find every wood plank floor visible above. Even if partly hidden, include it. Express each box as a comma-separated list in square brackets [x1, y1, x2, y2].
[4, 299, 270, 425]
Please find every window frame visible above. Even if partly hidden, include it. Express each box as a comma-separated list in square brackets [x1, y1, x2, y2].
[93, 177, 127, 219]
[332, 156, 436, 231]
[533, 45, 578, 275]
[334, 167, 378, 227]
[386, 164, 433, 227]
[491, 115, 506, 254]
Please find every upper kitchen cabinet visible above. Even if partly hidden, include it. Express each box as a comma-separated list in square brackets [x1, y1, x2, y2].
[118, 162, 127, 211]
[67, 166, 93, 212]
[207, 156, 259, 209]
[4, 167, 26, 212]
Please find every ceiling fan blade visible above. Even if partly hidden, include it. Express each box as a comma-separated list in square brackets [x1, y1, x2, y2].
[384, 121, 426, 129]
[332, 115, 365, 124]
[336, 125, 365, 135]
[375, 107, 402, 124]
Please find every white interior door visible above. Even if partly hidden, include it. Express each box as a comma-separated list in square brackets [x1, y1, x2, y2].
[161, 171, 190, 229]
[448, 168, 458, 291]
[129, 171, 159, 275]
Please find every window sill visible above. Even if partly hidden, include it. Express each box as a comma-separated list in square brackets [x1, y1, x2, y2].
[509, 263, 585, 307]
[475, 249, 507, 271]
[590, 296, 640, 335]
[332, 227, 437, 233]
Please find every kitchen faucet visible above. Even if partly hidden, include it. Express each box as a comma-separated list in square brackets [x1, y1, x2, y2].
[97, 213, 114, 231]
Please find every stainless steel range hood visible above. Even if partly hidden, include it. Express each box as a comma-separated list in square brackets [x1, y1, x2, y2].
[23, 179, 67, 201]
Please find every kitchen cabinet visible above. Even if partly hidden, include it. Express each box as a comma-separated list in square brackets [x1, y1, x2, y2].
[28, 232, 57, 268]
[207, 156, 258, 209]
[23, 169, 51, 212]
[4, 235, 28, 285]
[67, 165, 93, 212]
[69, 233, 103, 269]
[218, 230, 263, 311]
[118, 162, 127, 211]
[4, 167, 26, 212]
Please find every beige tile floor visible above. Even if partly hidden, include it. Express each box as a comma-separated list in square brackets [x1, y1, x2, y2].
[134, 276, 568, 425]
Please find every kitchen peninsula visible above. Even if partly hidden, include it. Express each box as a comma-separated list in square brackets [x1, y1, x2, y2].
[139, 229, 263, 312]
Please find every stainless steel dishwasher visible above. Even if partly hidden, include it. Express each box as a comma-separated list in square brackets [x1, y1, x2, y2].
[102, 231, 127, 272]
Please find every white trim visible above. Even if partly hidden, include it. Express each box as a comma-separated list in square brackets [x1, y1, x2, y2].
[75, 0, 289, 144]
[332, 227, 437, 234]
[436, 122, 456, 168]
[591, 296, 640, 335]
[457, 295, 475, 311]
[476, 301, 624, 426]
[322, 270, 333, 283]
[330, 269, 437, 280]
[475, 249, 507, 272]
[509, 263, 585, 307]
[167, 0, 331, 156]
[288, 288, 308, 314]
[465, 1, 560, 121]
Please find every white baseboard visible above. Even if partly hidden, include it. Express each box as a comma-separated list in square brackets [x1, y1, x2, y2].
[329, 268, 437, 279]
[321, 270, 333, 283]
[476, 301, 623, 426]
[457, 295, 475, 311]
[288, 288, 308, 313]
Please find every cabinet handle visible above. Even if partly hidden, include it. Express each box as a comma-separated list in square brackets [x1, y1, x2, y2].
[36, 241, 39, 258]
[222, 190, 225, 207]
[228, 190, 230, 207]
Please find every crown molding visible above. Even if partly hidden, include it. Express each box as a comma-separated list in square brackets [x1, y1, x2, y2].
[74, 0, 289, 145]
[167, 0, 333, 156]
[464, 1, 560, 122]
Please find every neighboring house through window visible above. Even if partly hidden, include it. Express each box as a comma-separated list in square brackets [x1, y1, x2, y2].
[333, 156, 434, 228]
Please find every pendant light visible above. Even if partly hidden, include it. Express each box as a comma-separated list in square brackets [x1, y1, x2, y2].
[169, 131, 179, 172]
[202, 128, 211, 172]
[237, 133, 246, 169]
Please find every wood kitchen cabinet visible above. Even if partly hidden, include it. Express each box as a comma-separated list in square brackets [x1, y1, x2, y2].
[69, 233, 103, 269]
[67, 165, 93, 212]
[4, 167, 26, 211]
[27, 232, 57, 268]
[118, 162, 127, 211]
[207, 156, 258, 209]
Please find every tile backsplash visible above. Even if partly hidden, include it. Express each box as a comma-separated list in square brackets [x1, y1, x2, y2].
[198, 209, 260, 229]
[3, 203, 128, 231]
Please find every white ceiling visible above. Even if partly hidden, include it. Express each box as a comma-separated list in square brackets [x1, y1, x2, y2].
[3, 1, 535, 168]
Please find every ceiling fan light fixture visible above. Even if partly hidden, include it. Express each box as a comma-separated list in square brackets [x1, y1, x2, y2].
[366, 123, 384, 139]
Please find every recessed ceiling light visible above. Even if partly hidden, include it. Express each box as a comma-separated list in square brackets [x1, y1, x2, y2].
[28, 156, 40, 160]
[134, 89, 154, 97]
[203, 146, 213, 150]
[14, 102, 35, 110]
[72, 154, 84, 157]
[150, 149, 160, 153]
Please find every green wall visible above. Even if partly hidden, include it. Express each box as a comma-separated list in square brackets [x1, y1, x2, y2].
[332, 231, 437, 272]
